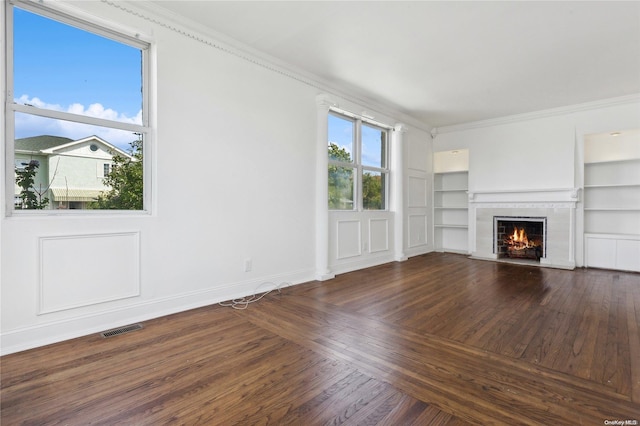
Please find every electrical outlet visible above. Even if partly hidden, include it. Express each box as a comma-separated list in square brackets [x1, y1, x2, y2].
[244, 258, 252, 272]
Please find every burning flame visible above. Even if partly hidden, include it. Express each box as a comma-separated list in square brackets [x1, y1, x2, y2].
[505, 226, 537, 249]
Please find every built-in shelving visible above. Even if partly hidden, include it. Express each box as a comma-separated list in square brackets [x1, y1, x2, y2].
[433, 149, 469, 253]
[582, 131, 640, 271]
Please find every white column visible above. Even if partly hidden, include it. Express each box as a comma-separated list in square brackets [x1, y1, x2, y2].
[392, 123, 408, 261]
[315, 95, 335, 281]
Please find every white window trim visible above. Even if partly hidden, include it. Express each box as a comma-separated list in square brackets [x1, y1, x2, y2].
[328, 108, 391, 212]
[4, 0, 153, 216]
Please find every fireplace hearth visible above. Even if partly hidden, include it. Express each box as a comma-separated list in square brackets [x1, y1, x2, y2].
[494, 216, 546, 261]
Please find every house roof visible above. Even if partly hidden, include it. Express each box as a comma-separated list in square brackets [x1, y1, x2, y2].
[15, 135, 133, 159]
[15, 135, 74, 152]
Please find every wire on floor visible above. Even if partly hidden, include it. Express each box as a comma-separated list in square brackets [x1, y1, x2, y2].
[219, 281, 288, 310]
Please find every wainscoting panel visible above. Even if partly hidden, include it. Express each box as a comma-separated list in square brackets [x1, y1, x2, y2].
[408, 176, 428, 208]
[336, 220, 361, 259]
[408, 214, 428, 248]
[39, 232, 141, 314]
[369, 218, 389, 253]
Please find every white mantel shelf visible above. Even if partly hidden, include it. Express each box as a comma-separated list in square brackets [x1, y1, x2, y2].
[468, 188, 579, 207]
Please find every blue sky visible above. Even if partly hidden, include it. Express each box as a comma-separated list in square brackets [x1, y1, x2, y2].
[328, 114, 385, 167]
[13, 6, 142, 148]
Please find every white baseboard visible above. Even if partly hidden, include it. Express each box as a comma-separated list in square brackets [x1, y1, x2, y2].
[0, 268, 314, 356]
[330, 254, 395, 276]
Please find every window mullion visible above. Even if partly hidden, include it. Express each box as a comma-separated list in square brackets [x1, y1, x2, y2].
[10, 104, 149, 134]
[355, 119, 362, 212]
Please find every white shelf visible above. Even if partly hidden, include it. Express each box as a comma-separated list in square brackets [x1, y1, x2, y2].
[583, 134, 640, 271]
[433, 170, 469, 174]
[434, 170, 469, 253]
[585, 158, 640, 165]
[434, 206, 468, 210]
[584, 183, 640, 189]
[584, 208, 640, 211]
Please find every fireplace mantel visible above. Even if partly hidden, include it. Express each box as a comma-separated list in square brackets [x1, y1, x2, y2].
[469, 188, 578, 269]
[468, 188, 579, 207]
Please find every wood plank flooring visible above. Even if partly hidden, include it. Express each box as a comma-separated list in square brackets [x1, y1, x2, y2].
[2, 253, 639, 425]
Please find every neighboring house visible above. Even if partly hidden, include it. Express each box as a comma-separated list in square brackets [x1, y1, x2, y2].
[14, 135, 132, 209]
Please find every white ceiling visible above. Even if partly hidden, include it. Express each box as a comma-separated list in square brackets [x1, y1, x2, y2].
[147, 1, 640, 128]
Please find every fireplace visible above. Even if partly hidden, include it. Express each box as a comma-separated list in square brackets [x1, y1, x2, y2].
[469, 189, 577, 269]
[494, 216, 546, 261]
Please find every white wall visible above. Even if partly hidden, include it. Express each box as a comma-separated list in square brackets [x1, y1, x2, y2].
[433, 99, 640, 191]
[0, 1, 429, 354]
[432, 97, 640, 266]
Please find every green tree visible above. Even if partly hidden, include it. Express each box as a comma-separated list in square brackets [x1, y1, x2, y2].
[15, 160, 49, 209]
[91, 138, 143, 210]
[362, 172, 383, 210]
[328, 142, 353, 209]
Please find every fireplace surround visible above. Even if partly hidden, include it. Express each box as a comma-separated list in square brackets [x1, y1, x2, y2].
[468, 188, 578, 269]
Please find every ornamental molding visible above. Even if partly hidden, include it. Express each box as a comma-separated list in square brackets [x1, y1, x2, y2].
[394, 123, 408, 133]
[101, 0, 430, 132]
[473, 202, 577, 210]
[434, 94, 640, 135]
[468, 188, 579, 206]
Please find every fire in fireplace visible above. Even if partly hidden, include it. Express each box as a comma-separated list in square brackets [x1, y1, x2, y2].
[494, 217, 546, 261]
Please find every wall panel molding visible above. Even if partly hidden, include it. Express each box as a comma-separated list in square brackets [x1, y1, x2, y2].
[369, 218, 389, 253]
[336, 220, 362, 259]
[39, 232, 141, 314]
[408, 214, 428, 248]
[408, 176, 428, 208]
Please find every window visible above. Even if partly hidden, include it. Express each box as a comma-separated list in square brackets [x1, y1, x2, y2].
[6, 2, 149, 211]
[328, 111, 389, 210]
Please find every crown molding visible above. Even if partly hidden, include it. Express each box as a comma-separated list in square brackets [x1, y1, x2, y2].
[102, 0, 431, 133]
[434, 93, 640, 135]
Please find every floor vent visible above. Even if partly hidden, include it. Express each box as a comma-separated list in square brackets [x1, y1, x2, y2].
[100, 323, 143, 338]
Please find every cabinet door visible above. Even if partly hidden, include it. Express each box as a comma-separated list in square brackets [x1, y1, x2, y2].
[586, 238, 617, 269]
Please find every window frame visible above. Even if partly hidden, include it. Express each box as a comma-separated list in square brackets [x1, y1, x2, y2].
[328, 109, 391, 211]
[4, 0, 152, 216]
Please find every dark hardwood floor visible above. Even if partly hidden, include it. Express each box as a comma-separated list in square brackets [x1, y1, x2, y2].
[2, 253, 639, 425]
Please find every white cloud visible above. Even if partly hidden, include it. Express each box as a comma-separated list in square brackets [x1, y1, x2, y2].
[16, 94, 63, 111]
[14, 95, 143, 149]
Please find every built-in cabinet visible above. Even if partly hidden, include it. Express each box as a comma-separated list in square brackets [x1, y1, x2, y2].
[433, 150, 469, 253]
[583, 130, 640, 272]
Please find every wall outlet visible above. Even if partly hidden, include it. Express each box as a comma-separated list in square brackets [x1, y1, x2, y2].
[244, 258, 252, 272]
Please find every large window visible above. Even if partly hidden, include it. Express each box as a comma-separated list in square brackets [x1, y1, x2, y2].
[328, 111, 389, 210]
[5, 2, 149, 211]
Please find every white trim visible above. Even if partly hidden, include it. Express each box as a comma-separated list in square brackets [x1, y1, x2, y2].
[0, 268, 314, 355]
[316, 95, 333, 280]
[11, 104, 149, 134]
[330, 106, 394, 131]
[41, 135, 132, 159]
[468, 188, 579, 205]
[336, 219, 362, 259]
[38, 232, 141, 314]
[434, 94, 640, 135]
[12, 0, 152, 48]
[368, 218, 389, 253]
[329, 253, 395, 277]
[5, 0, 154, 216]
[103, 0, 431, 133]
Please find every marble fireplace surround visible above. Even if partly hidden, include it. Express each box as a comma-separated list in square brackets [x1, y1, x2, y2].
[469, 188, 579, 269]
